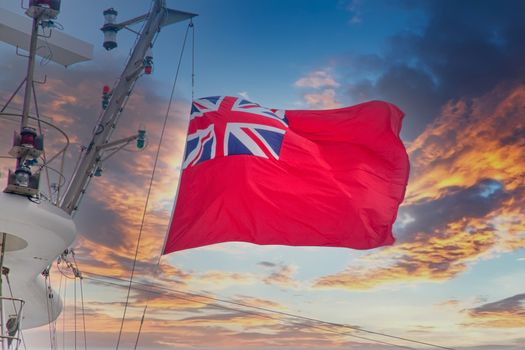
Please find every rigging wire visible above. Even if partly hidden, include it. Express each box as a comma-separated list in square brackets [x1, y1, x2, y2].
[83, 271, 456, 350]
[79, 278, 88, 350]
[54, 270, 64, 350]
[50, 273, 59, 350]
[62, 277, 67, 350]
[191, 19, 195, 101]
[74, 277, 77, 350]
[71, 254, 88, 350]
[84, 274, 416, 350]
[133, 306, 147, 350]
[44, 272, 55, 350]
[114, 19, 194, 350]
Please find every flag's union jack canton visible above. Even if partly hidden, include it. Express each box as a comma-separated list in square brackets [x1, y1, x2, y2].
[183, 96, 288, 169]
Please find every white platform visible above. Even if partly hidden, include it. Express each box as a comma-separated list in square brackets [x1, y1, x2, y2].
[0, 192, 77, 329]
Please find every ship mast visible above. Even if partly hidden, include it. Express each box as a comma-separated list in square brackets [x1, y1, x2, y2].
[1, 2, 63, 348]
[60, 0, 196, 214]
[0, 1, 195, 347]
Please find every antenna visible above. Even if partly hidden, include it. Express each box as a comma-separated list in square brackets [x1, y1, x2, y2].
[0, 1, 92, 197]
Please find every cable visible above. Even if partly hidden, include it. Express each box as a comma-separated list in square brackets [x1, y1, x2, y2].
[44, 273, 54, 349]
[83, 271, 456, 350]
[55, 271, 64, 350]
[133, 306, 147, 350]
[62, 278, 67, 350]
[191, 19, 195, 101]
[70, 253, 88, 350]
[74, 278, 77, 350]
[114, 20, 193, 350]
[49, 271, 58, 350]
[84, 274, 416, 349]
[79, 278, 88, 350]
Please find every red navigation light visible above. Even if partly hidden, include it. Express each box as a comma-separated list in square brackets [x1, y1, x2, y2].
[20, 127, 37, 148]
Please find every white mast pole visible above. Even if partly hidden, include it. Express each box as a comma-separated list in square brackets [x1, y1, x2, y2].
[20, 17, 40, 129]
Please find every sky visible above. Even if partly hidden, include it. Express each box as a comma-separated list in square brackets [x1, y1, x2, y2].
[1, 0, 525, 349]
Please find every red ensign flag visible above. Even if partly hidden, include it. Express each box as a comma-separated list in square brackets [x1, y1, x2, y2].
[163, 96, 409, 254]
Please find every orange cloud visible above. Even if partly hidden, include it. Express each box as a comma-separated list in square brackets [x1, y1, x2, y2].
[314, 84, 525, 290]
[303, 89, 342, 109]
[406, 85, 525, 203]
[463, 293, 525, 328]
[294, 69, 340, 89]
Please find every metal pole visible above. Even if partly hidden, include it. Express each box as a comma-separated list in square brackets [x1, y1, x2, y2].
[21, 17, 40, 129]
[0, 232, 7, 350]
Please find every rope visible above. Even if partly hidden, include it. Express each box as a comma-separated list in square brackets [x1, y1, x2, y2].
[83, 271, 456, 350]
[191, 19, 195, 101]
[71, 253, 88, 350]
[44, 273, 55, 349]
[79, 278, 87, 350]
[84, 273, 434, 350]
[133, 306, 147, 350]
[50, 272, 58, 350]
[54, 271, 64, 350]
[74, 277, 77, 350]
[114, 19, 193, 350]
[155, 20, 195, 267]
[62, 278, 67, 350]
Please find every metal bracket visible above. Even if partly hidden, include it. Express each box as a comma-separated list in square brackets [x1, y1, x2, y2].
[15, 45, 30, 58]
[34, 75, 47, 85]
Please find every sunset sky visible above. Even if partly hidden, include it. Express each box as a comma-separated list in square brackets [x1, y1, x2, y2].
[1, 1, 525, 349]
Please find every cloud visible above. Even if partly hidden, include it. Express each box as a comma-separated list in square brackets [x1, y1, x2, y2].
[339, 0, 525, 139]
[397, 179, 508, 240]
[294, 69, 342, 109]
[294, 70, 339, 89]
[302, 89, 342, 109]
[463, 293, 525, 328]
[257, 261, 300, 288]
[257, 261, 277, 268]
[313, 84, 525, 290]
[262, 263, 299, 288]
